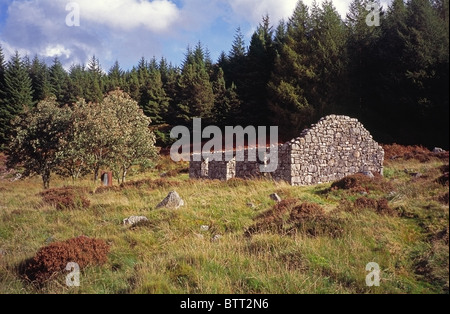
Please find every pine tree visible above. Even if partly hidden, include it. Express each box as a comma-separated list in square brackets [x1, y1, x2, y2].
[177, 44, 215, 124]
[308, 0, 348, 117]
[0, 51, 34, 146]
[141, 69, 170, 125]
[346, 0, 383, 117]
[0, 45, 6, 102]
[212, 67, 242, 127]
[267, 1, 315, 139]
[242, 15, 276, 126]
[107, 61, 125, 92]
[86, 55, 104, 103]
[29, 55, 51, 102]
[49, 58, 70, 105]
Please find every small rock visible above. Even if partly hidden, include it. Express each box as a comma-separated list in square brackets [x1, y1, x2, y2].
[0, 248, 6, 257]
[433, 147, 445, 153]
[361, 171, 375, 179]
[45, 236, 55, 244]
[156, 191, 185, 209]
[10, 173, 22, 182]
[360, 191, 368, 196]
[412, 173, 423, 179]
[123, 216, 149, 226]
[200, 225, 210, 232]
[212, 235, 222, 242]
[247, 203, 256, 209]
[270, 193, 282, 202]
[194, 233, 204, 240]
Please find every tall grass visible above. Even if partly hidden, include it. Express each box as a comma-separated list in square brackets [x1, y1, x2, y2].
[0, 155, 448, 294]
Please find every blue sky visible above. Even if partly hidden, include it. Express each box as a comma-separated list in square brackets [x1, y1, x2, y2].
[0, 0, 391, 71]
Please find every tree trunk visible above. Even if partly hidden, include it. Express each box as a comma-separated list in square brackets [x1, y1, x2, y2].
[42, 169, 51, 190]
[94, 167, 99, 182]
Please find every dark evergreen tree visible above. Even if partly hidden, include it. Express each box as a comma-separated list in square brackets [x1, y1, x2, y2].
[268, 1, 315, 139]
[0, 51, 34, 146]
[49, 58, 70, 105]
[176, 44, 215, 124]
[241, 15, 276, 126]
[29, 55, 51, 102]
[106, 61, 125, 92]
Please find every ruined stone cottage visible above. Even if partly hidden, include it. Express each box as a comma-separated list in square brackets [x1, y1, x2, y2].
[189, 115, 385, 186]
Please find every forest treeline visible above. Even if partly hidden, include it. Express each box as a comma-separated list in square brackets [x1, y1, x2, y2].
[0, 0, 448, 149]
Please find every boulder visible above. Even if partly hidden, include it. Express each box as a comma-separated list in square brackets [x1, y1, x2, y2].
[270, 193, 282, 202]
[156, 191, 185, 209]
[361, 171, 375, 179]
[433, 147, 445, 153]
[123, 216, 149, 226]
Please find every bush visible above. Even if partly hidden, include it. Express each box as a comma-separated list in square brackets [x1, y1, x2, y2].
[23, 236, 110, 284]
[330, 173, 392, 193]
[40, 187, 90, 210]
[245, 200, 344, 238]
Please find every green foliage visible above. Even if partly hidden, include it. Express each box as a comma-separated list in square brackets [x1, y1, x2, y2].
[7, 91, 157, 188]
[7, 98, 71, 188]
[0, 51, 34, 147]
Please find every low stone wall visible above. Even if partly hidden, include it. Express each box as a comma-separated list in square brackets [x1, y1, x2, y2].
[189, 115, 385, 186]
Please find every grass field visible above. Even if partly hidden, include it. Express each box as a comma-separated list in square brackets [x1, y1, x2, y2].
[0, 149, 448, 294]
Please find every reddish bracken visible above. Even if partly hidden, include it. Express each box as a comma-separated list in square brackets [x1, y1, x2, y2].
[40, 187, 90, 210]
[245, 200, 343, 238]
[330, 173, 392, 193]
[23, 236, 109, 284]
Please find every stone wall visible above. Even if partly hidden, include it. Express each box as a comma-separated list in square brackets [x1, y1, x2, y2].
[189, 115, 385, 186]
[272, 115, 384, 185]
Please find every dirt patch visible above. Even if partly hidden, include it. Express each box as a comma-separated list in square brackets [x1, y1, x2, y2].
[245, 199, 344, 238]
[40, 187, 90, 210]
[22, 236, 109, 284]
[330, 173, 392, 194]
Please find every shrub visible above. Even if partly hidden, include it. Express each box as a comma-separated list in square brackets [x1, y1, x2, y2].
[40, 187, 90, 210]
[23, 236, 110, 284]
[354, 197, 378, 209]
[330, 173, 392, 193]
[245, 200, 344, 238]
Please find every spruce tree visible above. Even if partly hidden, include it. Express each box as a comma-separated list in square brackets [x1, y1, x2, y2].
[49, 58, 70, 105]
[267, 1, 315, 139]
[0, 51, 34, 146]
[29, 55, 51, 102]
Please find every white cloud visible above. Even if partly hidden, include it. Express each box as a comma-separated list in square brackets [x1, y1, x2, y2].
[74, 0, 180, 31]
[228, 0, 299, 24]
[42, 44, 72, 59]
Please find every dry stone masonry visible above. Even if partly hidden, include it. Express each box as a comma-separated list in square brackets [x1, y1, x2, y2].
[190, 115, 385, 186]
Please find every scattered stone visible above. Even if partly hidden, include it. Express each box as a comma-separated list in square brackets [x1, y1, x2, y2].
[212, 235, 222, 242]
[156, 191, 185, 209]
[270, 193, 282, 202]
[123, 216, 149, 226]
[200, 225, 210, 232]
[0, 248, 6, 257]
[411, 173, 423, 179]
[45, 237, 55, 245]
[360, 191, 368, 196]
[361, 171, 375, 179]
[433, 147, 445, 153]
[10, 173, 22, 182]
[194, 233, 204, 240]
[247, 203, 256, 209]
